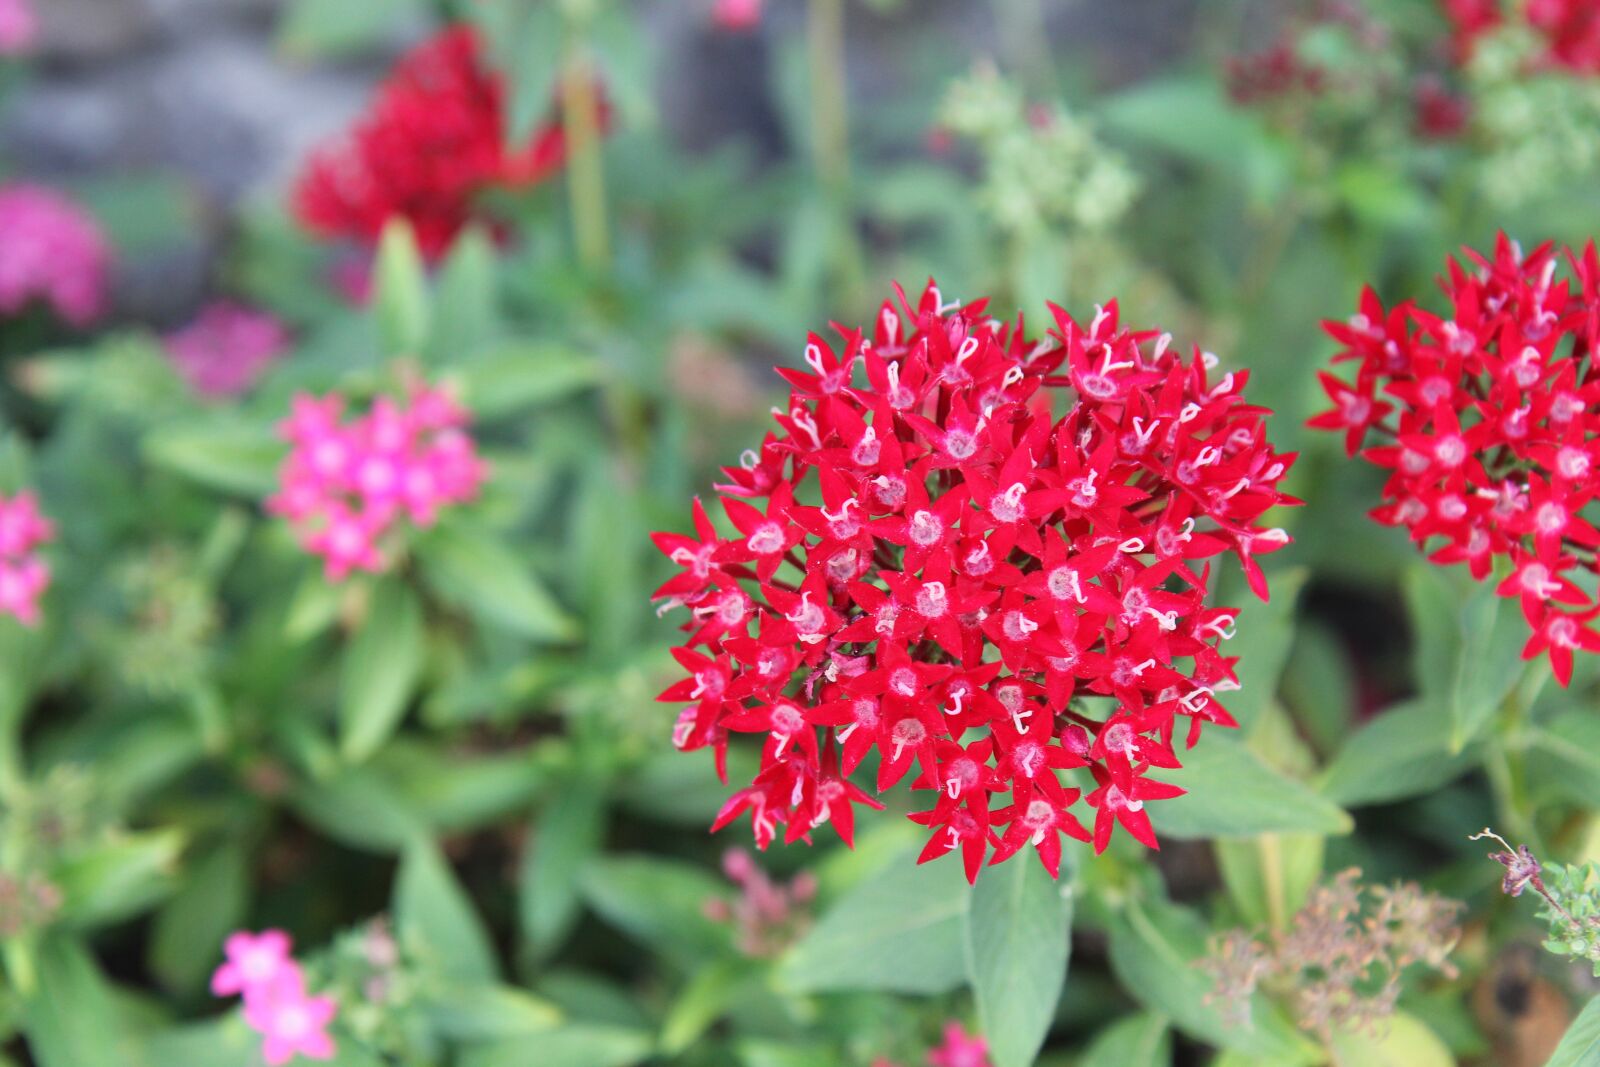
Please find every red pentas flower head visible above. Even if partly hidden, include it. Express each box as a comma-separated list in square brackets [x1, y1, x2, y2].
[1442, 0, 1600, 75]
[1311, 235, 1600, 685]
[293, 25, 609, 259]
[653, 282, 1298, 881]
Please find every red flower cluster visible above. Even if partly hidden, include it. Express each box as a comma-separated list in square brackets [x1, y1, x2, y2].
[1311, 235, 1600, 684]
[653, 283, 1297, 880]
[1225, 42, 1328, 106]
[293, 25, 600, 259]
[1443, 0, 1600, 75]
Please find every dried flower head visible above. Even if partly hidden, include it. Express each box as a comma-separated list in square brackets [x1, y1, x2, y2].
[1312, 235, 1600, 684]
[653, 281, 1297, 880]
[1475, 828, 1600, 975]
[293, 25, 609, 259]
[1204, 868, 1463, 1041]
[267, 382, 487, 581]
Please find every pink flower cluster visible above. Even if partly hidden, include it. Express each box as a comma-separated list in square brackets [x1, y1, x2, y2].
[268, 384, 486, 581]
[703, 848, 816, 957]
[873, 1023, 993, 1067]
[0, 0, 35, 54]
[164, 301, 290, 399]
[712, 0, 762, 32]
[0, 183, 110, 327]
[0, 491, 52, 626]
[212, 930, 337, 1065]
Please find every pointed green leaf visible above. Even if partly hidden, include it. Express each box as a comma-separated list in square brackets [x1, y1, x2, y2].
[1106, 895, 1318, 1063]
[1543, 993, 1600, 1067]
[395, 837, 498, 984]
[1317, 700, 1478, 807]
[1080, 1012, 1172, 1067]
[339, 578, 424, 763]
[964, 854, 1071, 1067]
[780, 851, 970, 994]
[149, 840, 249, 993]
[143, 421, 281, 496]
[521, 779, 607, 957]
[54, 829, 185, 930]
[1404, 564, 1527, 751]
[1329, 1012, 1454, 1067]
[417, 522, 576, 642]
[374, 218, 431, 356]
[1148, 735, 1352, 838]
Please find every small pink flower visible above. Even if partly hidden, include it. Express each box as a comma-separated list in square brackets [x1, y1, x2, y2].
[0, 184, 109, 326]
[927, 1022, 992, 1067]
[0, 0, 36, 55]
[712, 0, 762, 31]
[164, 301, 290, 399]
[0, 490, 53, 627]
[268, 383, 486, 581]
[240, 969, 337, 1065]
[211, 929, 295, 998]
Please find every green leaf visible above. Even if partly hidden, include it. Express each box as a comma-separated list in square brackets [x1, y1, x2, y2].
[1106, 895, 1318, 1063]
[964, 855, 1071, 1067]
[374, 218, 431, 357]
[455, 343, 605, 419]
[520, 779, 607, 957]
[24, 936, 133, 1067]
[288, 767, 429, 853]
[1097, 77, 1287, 201]
[1545, 993, 1600, 1067]
[1328, 1012, 1455, 1067]
[339, 578, 424, 763]
[395, 837, 499, 984]
[1148, 735, 1352, 838]
[143, 420, 281, 496]
[149, 841, 249, 993]
[278, 0, 428, 57]
[579, 855, 732, 965]
[779, 851, 970, 994]
[416, 522, 576, 642]
[1215, 834, 1325, 931]
[419, 984, 562, 1040]
[661, 960, 750, 1054]
[1404, 564, 1528, 751]
[1317, 701, 1478, 807]
[1079, 1012, 1173, 1067]
[429, 226, 500, 363]
[54, 829, 185, 930]
[1528, 710, 1600, 809]
[459, 1025, 652, 1067]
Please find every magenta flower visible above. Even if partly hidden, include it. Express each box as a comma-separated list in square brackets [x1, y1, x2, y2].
[267, 383, 486, 581]
[210, 929, 295, 998]
[239, 969, 337, 1065]
[164, 301, 290, 399]
[0, 491, 52, 627]
[712, 0, 762, 32]
[0, 184, 110, 327]
[928, 1022, 992, 1067]
[0, 0, 35, 55]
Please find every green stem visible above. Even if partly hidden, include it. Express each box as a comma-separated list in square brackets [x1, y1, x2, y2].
[1488, 662, 1550, 851]
[807, 0, 864, 308]
[562, 52, 610, 272]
